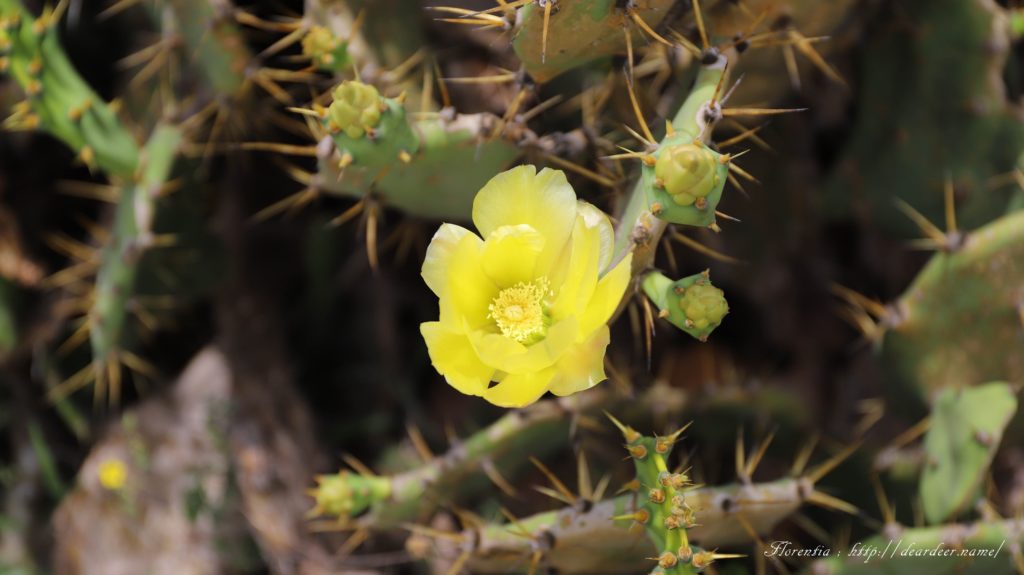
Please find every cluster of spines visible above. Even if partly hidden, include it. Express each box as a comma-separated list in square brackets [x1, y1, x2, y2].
[0, 0, 139, 177]
[610, 415, 736, 574]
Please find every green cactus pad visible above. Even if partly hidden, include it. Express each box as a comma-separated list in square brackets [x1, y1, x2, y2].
[919, 382, 1017, 524]
[882, 211, 1024, 399]
[1, 0, 139, 177]
[90, 125, 182, 364]
[324, 81, 420, 170]
[825, 0, 1024, 235]
[319, 115, 519, 221]
[512, 0, 677, 83]
[0, 278, 15, 355]
[643, 134, 729, 227]
[804, 519, 1024, 575]
[643, 270, 729, 341]
[616, 422, 707, 574]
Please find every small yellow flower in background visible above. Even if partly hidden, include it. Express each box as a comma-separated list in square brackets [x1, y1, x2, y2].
[420, 165, 633, 408]
[98, 458, 127, 491]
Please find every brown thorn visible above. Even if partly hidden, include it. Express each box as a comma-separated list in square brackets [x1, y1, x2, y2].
[529, 456, 577, 504]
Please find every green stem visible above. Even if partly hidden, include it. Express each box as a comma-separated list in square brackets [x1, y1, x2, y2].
[440, 476, 810, 574]
[90, 125, 182, 379]
[1, 0, 139, 177]
[610, 54, 729, 304]
[803, 520, 1024, 575]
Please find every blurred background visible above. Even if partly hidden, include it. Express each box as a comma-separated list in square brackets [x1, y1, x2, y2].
[1, 0, 1024, 573]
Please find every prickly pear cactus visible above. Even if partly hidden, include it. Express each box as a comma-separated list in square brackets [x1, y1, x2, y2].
[513, 0, 677, 83]
[1, 0, 139, 176]
[919, 382, 1017, 524]
[826, 0, 1024, 235]
[882, 211, 1024, 398]
[611, 416, 735, 574]
[5, 1, 1024, 574]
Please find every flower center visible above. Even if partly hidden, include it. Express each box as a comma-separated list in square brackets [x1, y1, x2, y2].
[488, 278, 550, 345]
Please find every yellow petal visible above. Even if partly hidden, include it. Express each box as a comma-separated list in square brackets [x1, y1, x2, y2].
[442, 233, 499, 330]
[551, 213, 602, 321]
[421, 322, 493, 396]
[576, 201, 614, 273]
[472, 165, 578, 273]
[469, 317, 577, 375]
[578, 251, 632, 336]
[481, 224, 545, 287]
[483, 366, 558, 408]
[422, 223, 476, 297]
[548, 326, 610, 397]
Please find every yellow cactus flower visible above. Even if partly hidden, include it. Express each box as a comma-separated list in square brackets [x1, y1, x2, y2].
[98, 458, 127, 491]
[420, 165, 633, 408]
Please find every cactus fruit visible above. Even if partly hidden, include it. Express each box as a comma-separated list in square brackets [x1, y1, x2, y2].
[919, 383, 1017, 524]
[644, 136, 729, 227]
[643, 270, 728, 341]
[881, 211, 1024, 398]
[323, 80, 420, 170]
[301, 25, 348, 72]
[1, 0, 139, 177]
[309, 470, 391, 518]
[327, 81, 389, 141]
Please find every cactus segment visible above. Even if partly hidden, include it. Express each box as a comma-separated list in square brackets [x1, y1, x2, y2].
[308, 392, 614, 527]
[825, 0, 1024, 235]
[0, 0, 139, 177]
[90, 125, 182, 366]
[512, 0, 677, 83]
[804, 519, 1024, 575]
[151, 0, 250, 98]
[425, 475, 810, 574]
[882, 211, 1024, 398]
[317, 82, 520, 220]
[0, 278, 15, 355]
[919, 382, 1017, 524]
[610, 57, 729, 275]
[617, 424, 718, 574]
[643, 270, 728, 341]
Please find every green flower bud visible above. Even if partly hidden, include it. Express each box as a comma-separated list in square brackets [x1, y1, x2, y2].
[654, 141, 720, 208]
[642, 133, 729, 227]
[678, 282, 728, 331]
[309, 471, 392, 518]
[328, 81, 385, 139]
[302, 26, 347, 71]
[642, 270, 729, 341]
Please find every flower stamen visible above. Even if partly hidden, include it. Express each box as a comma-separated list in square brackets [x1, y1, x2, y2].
[488, 278, 550, 344]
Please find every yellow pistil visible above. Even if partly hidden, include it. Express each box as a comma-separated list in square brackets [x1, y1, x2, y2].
[488, 278, 550, 344]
